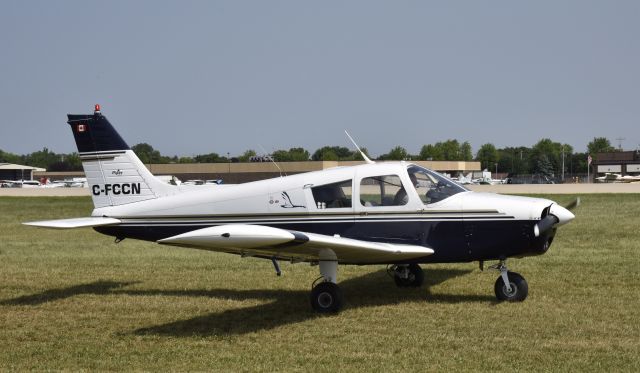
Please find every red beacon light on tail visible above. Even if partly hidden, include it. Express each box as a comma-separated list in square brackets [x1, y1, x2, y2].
[94, 104, 101, 113]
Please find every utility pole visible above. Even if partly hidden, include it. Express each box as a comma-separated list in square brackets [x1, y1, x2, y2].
[561, 145, 565, 181]
[615, 137, 626, 151]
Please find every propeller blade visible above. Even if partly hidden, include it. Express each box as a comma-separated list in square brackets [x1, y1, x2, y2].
[534, 215, 559, 237]
[564, 197, 581, 211]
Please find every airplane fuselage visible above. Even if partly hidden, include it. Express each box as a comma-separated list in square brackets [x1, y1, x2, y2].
[92, 162, 559, 264]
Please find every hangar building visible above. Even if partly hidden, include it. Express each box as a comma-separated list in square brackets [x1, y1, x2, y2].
[0, 163, 46, 181]
[592, 151, 640, 177]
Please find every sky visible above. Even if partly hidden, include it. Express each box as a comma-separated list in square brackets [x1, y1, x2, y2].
[1, 1, 638, 158]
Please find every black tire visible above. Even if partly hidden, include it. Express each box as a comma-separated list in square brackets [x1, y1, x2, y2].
[494, 271, 528, 302]
[310, 282, 343, 313]
[393, 264, 424, 288]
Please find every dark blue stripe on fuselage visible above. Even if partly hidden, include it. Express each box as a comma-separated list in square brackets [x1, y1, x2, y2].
[95, 217, 553, 263]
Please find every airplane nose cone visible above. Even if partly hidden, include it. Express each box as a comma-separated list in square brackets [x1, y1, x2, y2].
[549, 204, 575, 226]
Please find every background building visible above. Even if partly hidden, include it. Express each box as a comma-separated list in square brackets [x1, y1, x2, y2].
[592, 151, 640, 177]
[0, 163, 46, 181]
[35, 160, 481, 184]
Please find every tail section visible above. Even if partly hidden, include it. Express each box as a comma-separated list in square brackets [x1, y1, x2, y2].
[68, 105, 176, 208]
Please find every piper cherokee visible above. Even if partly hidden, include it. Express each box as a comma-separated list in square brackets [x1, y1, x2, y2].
[25, 105, 577, 313]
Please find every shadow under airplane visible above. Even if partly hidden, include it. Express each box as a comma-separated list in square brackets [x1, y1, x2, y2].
[1, 268, 492, 336]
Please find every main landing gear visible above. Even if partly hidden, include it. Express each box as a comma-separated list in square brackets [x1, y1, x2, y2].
[310, 250, 343, 313]
[389, 264, 424, 287]
[489, 260, 528, 302]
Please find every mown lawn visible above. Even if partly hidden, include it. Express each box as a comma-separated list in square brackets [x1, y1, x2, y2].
[0, 195, 638, 371]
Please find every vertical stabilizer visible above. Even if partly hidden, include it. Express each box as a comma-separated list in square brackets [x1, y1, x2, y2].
[67, 105, 176, 208]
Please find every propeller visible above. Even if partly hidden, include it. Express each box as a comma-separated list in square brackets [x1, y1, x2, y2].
[564, 197, 581, 211]
[534, 198, 580, 238]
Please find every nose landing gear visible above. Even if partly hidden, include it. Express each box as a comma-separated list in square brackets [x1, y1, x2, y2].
[390, 263, 424, 287]
[489, 261, 528, 302]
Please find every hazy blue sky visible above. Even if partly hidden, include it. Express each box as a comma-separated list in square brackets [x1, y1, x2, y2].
[1, 1, 638, 157]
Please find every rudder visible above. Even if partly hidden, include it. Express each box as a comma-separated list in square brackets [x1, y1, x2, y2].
[67, 105, 176, 208]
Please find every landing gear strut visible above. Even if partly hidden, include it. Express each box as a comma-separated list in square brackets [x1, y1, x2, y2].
[489, 260, 528, 302]
[310, 250, 343, 313]
[390, 263, 424, 287]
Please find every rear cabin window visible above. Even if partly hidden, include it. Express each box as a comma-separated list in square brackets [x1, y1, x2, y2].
[359, 175, 407, 207]
[312, 180, 352, 209]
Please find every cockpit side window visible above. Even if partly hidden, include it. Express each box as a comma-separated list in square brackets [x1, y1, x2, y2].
[407, 165, 467, 204]
[312, 180, 352, 209]
[359, 175, 408, 207]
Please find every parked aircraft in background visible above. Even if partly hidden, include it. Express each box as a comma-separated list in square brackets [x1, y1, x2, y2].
[595, 173, 640, 183]
[25, 105, 578, 313]
[0, 180, 41, 188]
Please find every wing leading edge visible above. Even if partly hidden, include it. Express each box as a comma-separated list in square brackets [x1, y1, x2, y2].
[23, 217, 121, 229]
[158, 224, 434, 264]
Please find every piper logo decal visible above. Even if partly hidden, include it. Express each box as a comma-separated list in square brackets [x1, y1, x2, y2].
[92, 183, 141, 196]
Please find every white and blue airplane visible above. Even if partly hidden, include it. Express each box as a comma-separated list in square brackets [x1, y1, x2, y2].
[25, 105, 577, 312]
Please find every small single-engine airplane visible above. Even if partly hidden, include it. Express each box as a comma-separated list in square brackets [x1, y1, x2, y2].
[25, 105, 577, 313]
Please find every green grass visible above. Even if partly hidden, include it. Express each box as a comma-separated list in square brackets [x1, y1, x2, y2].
[1, 195, 639, 371]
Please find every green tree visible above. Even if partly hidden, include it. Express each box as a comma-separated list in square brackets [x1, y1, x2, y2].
[193, 152, 223, 163]
[535, 154, 554, 177]
[353, 147, 371, 161]
[418, 144, 443, 160]
[418, 140, 469, 161]
[460, 141, 473, 161]
[440, 139, 460, 160]
[272, 147, 310, 162]
[132, 143, 165, 164]
[569, 152, 588, 174]
[476, 143, 499, 170]
[24, 148, 60, 169]
[498, 147, 530, 175]
[587, 137, 615, 157]
[238, 150, 256, 162]
[379, 146, 409, 160]
[312, 146, 352, 161]
[529, 139, 573, 176]
[0, 149, 23, 164]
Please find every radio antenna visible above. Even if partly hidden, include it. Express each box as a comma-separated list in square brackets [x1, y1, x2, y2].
[258, 144, 285, 177]
[344, 130, 374, 164]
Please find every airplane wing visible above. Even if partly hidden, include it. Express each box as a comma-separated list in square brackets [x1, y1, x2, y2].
[23, 217, 122, 229]
[157, 224, 434, 264]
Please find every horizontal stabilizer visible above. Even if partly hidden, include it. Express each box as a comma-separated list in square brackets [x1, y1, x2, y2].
[158, 224, 434, 264]
[23, 217, 121, 229]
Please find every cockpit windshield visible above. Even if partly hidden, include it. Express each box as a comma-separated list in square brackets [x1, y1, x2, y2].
[406, 165, 468, 204]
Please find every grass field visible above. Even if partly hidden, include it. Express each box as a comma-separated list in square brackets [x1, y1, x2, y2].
[1, 195, 639, 371]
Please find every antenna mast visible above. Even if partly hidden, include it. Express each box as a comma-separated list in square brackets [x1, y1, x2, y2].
[258, 144, 285, 177]
[344, 131, 374, 164]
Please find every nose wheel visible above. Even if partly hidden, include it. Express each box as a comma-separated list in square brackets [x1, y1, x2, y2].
[490, 261, 528, 302]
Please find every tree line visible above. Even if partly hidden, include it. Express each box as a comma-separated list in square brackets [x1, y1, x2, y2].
[0, 137, 618, 176]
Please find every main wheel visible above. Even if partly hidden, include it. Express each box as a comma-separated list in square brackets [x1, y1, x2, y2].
[494, 271, 528, 302]
[393, 264, 424, 288]
[310, 282, 343, 313]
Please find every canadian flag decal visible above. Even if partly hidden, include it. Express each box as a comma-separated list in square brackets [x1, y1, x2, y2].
[77, 124, 86, 132]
